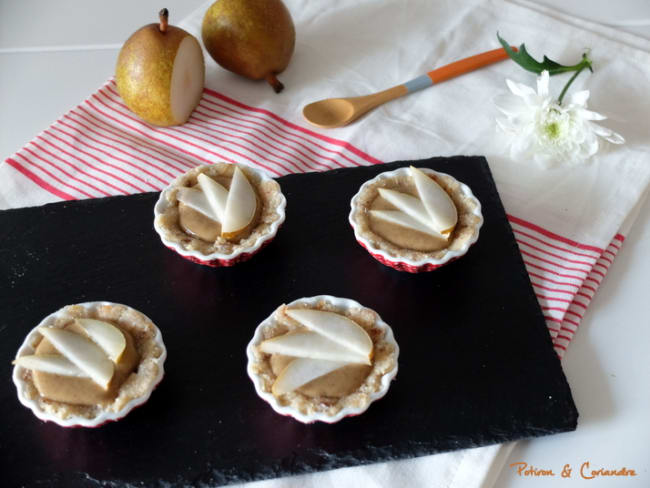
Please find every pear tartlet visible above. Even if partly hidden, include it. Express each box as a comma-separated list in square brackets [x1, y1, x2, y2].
[12, 302, 166, 427]
[246, 296, 399, 423]
[154, 163, 286, 267]
[349, 166, 483, 273]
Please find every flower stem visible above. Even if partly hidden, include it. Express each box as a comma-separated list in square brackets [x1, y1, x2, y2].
[557, 53, 592, 105]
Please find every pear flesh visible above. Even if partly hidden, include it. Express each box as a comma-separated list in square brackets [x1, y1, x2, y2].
[197, 173, 229, 222]
[75, 319, 127, 363]
[177, 187, 221, 222]
[378, 188, 438, 233]
[260, 331, 371, 365]
[38, 327, 114, 390]
[116, 9, 205, 126]
[13, 354, 89, 378]
[201, 0, 295, 93]
[272, 358, 348, 396]
[409, 167, 458, 234]
[221, 167, 257, 239]
[285, 308, 373, 360]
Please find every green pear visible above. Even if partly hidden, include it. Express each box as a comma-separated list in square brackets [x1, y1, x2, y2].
[116, 9, 205, 126]
[201, 0, 295, 93]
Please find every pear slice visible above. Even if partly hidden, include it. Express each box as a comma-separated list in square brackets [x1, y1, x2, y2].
[285, 309, 373, 359]
[259, 331, 371, 365]
[177, 187, 220, 222]
[197, 173, 228, 222]
[38, 327, 114, 390]
[410, 166, 458, 234]
[222, 167, 257, 239]
[272, 358, 347, 395]
[370, 210, 447, 240]
[13, 354, 89, 378]
[75, 319, 126, 363]
[377, 188, 437, 232]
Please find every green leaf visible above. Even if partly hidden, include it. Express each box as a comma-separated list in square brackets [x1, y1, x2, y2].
[497, 33, 591, 75]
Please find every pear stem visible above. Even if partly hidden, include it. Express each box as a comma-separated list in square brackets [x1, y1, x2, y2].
[159, 8, 169, 33]
[266, 73, 284, 94]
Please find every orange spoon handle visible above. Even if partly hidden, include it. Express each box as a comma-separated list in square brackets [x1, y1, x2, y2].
[427, 47, 514, 84]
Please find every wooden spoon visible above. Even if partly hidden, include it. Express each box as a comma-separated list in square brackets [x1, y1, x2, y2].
[302, 47, 514, 129]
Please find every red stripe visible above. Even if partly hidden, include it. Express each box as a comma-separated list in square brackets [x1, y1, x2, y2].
[75, 107, 197, 170]
[61, 114, 187, 175]
[560, 325, 577, 334]
[585, 276, 601, 286]
[193, 105, 341, 170]
[536, 293, 573, 304]
[614, 234, 625, 242]
[14, 153, 94, 199]
[202, 88, 381, 165]
[35, 135, 144, 195]
[189, 112, 329, 172]
[25, 142, 119, 197]
[515, 239, 594, 266]
[530, 281, 576, 296]
[5, 158, 75, 200]
[565, 309, 583, 319]
[40, 131, 150, 193]
[520, 249, 590, 274]
[524, 260, 586, 280]
[544, 315, 562, 323]
[603, 249, 617, 258]
[591, 268, 607, 279]
[86, 97, 229, 168]
[200, 97, 360, 168]
[598, 254, 614, 266]
[527, 271, 580, 289]
[557, 334, 572, 342]
[609, 241, 621, 250]
[576, 291, 593, 300]
[508, 214, 604, 253]
[513, 228, 599, 259]
[582, 284, 597, 294]
[563, 317, 580, 327]
[554, 343, 567, 351]
[101, 87, 287, 176]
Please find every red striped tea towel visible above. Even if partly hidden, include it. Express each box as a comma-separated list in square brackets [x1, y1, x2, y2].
[2, 0, 650, 487]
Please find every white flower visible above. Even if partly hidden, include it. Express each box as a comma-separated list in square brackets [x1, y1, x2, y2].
[495, 70, 624, 165]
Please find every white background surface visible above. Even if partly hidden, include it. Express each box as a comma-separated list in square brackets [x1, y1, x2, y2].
[1, 1, 648, 486]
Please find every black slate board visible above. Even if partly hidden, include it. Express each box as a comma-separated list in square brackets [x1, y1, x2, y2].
[0, 157, 577, 487]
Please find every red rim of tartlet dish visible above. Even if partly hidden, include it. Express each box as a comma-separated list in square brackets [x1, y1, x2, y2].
[246, 295, 400, 424]
[348, 167, 483, 273]
[12, 302, 167, 428]
[153, 163, 286, 267]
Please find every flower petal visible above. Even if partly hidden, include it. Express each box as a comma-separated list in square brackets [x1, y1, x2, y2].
[575, 108, 607, 121]
[537, 71, 550, 98]
[569, 90, 590, 107]
[506, 78, 536, 98]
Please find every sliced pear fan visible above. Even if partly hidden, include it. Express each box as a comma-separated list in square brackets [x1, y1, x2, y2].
[260, 331, 371, 365]
[13, 354, 89, 378]
[177, 187, 220, 222]
[222, 167, 257, 238]
[197, 173, 228, 222]
[370, 210, 447, 239]
[75, 318, 126, 363]
[377, 188, 437, 232]
[410, 166, 457, 234]
[38, 327, 114, 390]
[285, 308, 373, 359]
[272, 358, 348, 395]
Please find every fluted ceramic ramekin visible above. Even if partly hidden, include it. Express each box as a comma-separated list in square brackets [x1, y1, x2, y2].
[154, 163, 286, 267]
[13, 302, 166, 428]
[349, 167, 483, 273]
[246, 295, 399, 424]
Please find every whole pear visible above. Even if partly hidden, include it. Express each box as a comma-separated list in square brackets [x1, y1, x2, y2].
[116, 9, 205, 126]
[201, 0, 295, 93]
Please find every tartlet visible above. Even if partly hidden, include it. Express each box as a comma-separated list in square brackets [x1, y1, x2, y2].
[12, 302, 166, 428]
[349, 167, 483, 272]
[246, 295, 399, 423]
[154, 163, 286, 267]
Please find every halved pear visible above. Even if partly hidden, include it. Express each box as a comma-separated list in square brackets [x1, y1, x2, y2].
[197, 173, 228, 222]
[115, 9, 205, 126]
[272, 358, 347, 395]
[38, 327, 114, 390]
[377, 188, 437, 232]
[285, 309, 373, 360]
[260, 331, 371, 365]
[75, 319, 126, 363]
[370, 210, 447, 240]
[177, 187, 220, 222]
[221, 167, 257, 239]
[410, 166, 457, 234]
[13, 354, 89, 377]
